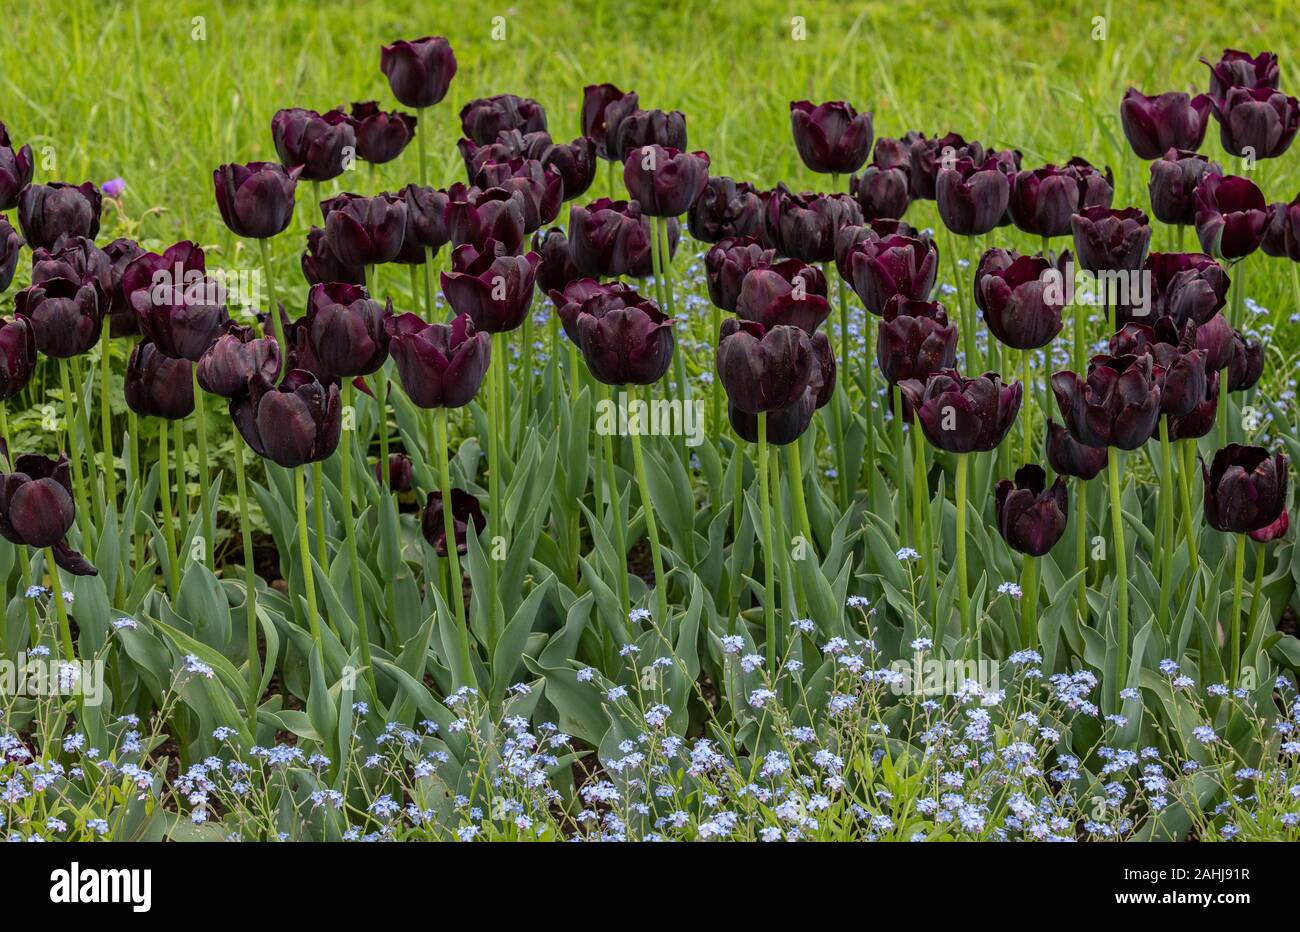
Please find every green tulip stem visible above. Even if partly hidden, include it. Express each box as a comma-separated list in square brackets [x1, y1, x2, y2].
[1107, 446, 1129, 698]
[828, 267, 851, 510]
[1020, 554, 1038, 649]
[376, 365, 398, 627]
[435, 406, 474, 688]
[1156, 416, 1174, 630]
[486, 334, 503, 650]
[756, 413, 775, 670]
[232, 434, 261, 732]
[157, 413, 180, 598]
[862, 321, 878, 504]
[629, 384, 670, 629]
[787, 436, 814, 548]
[295, 466, 324, 655]
[311, 462, 327, 571]
[1219, 259, 1245, 448]
[128, 409, 143, 569]
[98, 339, 118, 518]
[1176, 438, 1201, 602]
[1020, 349, 1032, 465]
[892, 384, 907, 540]
[340, 381, 376, 695]
[520, 309, 534, 428]
[416, 107, 428, 188]
[948, 230, 977, 369]
[174, 418, 188, 537]
[602, 385, 630, 619]
[1247, 539, 1266, 652]
[72, 357, 105, 523]
[955, 451, 971, 638]
[727, 439, 745, 637]
[709, 303, 723, 438]
[1230, 532, 1246, 687]
[192, 368, 213, 570]
[57, 359, 94, 546]
[1075, 476, 1089, 617]
[257, 238, 286, 378]
[913, 416, 936, 643]
[43, 548, 76, 664]
[423, 248, 435, 319]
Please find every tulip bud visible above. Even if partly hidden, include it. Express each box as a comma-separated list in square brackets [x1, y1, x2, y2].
[379, 453, 414, 492]
[214, 161, 300, 239]
[17, 182, 101, 251]
[0, 122, 33, 212]
[1261, 195, 1300, 261]
[1119, 89, 1212, 159]
[898, 369, 1022, 454]
[231, 370, 342, 467]
[123, 242, 229, 361]
[1109, 319, 1207, 418]
[102, 238, 147, 338]
[0, 315, 37, 402]
[735, 260, 829, 333]
[124, 340, 195, 420]
[322, 192, 409, 267]
[936, 157, 1010, 236]
[474, 158, 563, 232]
[906, 132, 982, 201]
[573, 286, 675, 386]
[0, 453, 76, 550]
[705, 236, 775, 312]
[1046, 419, 1108, 480]
[716, 318, 813, 413]
[567, 197, 675, 279]
[197, 323, 282, 398]
[1194, 311, 1236, 372]
[421, 489, 486, 556]
[621, 146, 710, 219]
[581, 84, 638, 161]
[850, 164, 910, 221]
[1065, 157, 1115, 211]
[306, 283, 391, 377]
[440, 241, 540, 333]
[380, 36, 457, 109]
[532, 227, 582, 295]
[271, 108, 355, 183]
[688, 177, 764, 243]
[789, 100, 873, 175]
[1202, 49, 1280, 101]
[1194, 174, 1268, 261]
[1202, 443, 1288, 535]
[31, 236, 112, 296]
[1140, 252, 1229, 329]
[877, 296, 958, 385]
[1227, 330, 1264, 392]
[1008, 166, 1080, 239]
[399, 184, 452, 262]
[1148, 150, 1222, 226]
[387, 312, 491, 408]
[460, 94, 548, 147]
[1052, 354, 1161, 450]
[727, 331, 833, 446]
[537, 136, 597, 203]
[995, 464, 1069, 556]
[349, 101, 416, 164]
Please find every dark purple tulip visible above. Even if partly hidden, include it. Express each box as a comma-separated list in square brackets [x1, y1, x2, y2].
[386, 312, 490, 408]
[0, 315, 36, 401]
[1109, 319, 1207, 418]
[441, 241, 540, 333]
[1202, 443, 1288, 534]
[582, 84, 638, 161]
[0, 217, 20, 294]
[726, 332, 833, 445]
[789, 100, 873, 175]
[609, 108, 688, 165]
[936, 157, 1010, 236]
[765, 187, 862, 263]
[379, 453, 414, 493]
[446, 184, 526, 256]
[995, 464, 1069, 556]
[848, 234, 939, 316]
[271, 108, 355, 183]
[1194, 311, 1236, 372]
[1143, 252, 1229, 327]
[1070, 206, 1151, 272]
[1051, 354, 1161, 450]
[532, 227, 582, 295]
[898, 369, 1021, 454]
[1261, 195, 1300, 260]
[872, 135, 913, 172]
[567, 197, 675, 279]
[400, 183, 452, 261]
[1203, 50, 1281, 101]
[972, 246, 1018, 314]
[716, 318, 813, 414]
[877, 296, 957, 385]
[978, 253, 1067, 349]
[833, 219, 921, 283]
[457, 129, 550, 179]
[17, 182, 101, 251]
[214, 161, 300, 239]
[301, 226, 365, 286]
[1168, 371, 1219, 441]
[688, 177, 764, 243]
[1046, 419, 1108, 480]
[422, 488, 486, 556]
[31, 236, 111, 295]
[537, 136, 597, 202]
[1148, 149, 1223, 226]
[705, 236, 776, 312]
[460, 95, 547, 147]
[14, 278, 103, 358]
[231, 369, 341, 467]
[1009, 166, 1081, 238]
[0, 453, 79, 555]
[906, 132, 982, 200]
[573, 286, 675, 386]
[306, 282, 391, 377]
[262, 308, 331, 383]
[1194, 174, 1268, 260]
[102, 238, 147, 338]
[549, 279, 625, 342]
[380, 36, 457, 109]
[736, 260, 830, 333]
[349, 101, 416, 164]
[124, 340, 195, 420]
[622, 146, 710, 218]
[1227, 330, 1264, 392]
[322, 192, 408, 267]
[1250, 509, 1289, 543]
[1065, 157, 1115, 211]
[122, 242, 228, 361]
[0, 122, 33, 212]
[1210, 86, 1300, 159]
[197, 323, 282, 398]
[849, 164, 910, 221]
[1119, 89, 1212, 159]
[474, 158, 563, 232]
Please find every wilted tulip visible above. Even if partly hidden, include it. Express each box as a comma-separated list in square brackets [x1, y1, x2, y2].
[197, 323, 282, 398]
[306, 282, 391, 377]
[0, 453, 95, 575]
[1262, 195, 1300, 260]
[387, 312, 491, 408]
[735, 260, 830, 333]
[1168, 371, 1219, 441]
[609, 108, 688, 164]
[214, 161, 300, 239]
[1009, 166, 1081, 238]
[0, 315, 36, 401]
[567, 197, 675, 279]
[1071, 206, 1152, 272]
[850, 163, 910, 221]
[1119, 89, 1212, 159]
[1227, 330, 1264, 392]
[1194, 174, 1268, 260]
[0, 122, 33, 212]
[995, 464, 1069, 556]
[1202, 443, 1288, 534]
[937, 157, 1010, 236]
[573, 286, 675, 386]
[460, 95, 547, 147]
[622, 146, 709, 218]
[848, 234, 939, 315]
[1148, 149, 1223, 226]
[446, 184, 526, 255]
[1210, 87, 1300, 159]
[789, 100, 873, 175]
[349, 101, 416, 164]
[17, 182, 101, 251]
[380, 36, 457, 109]
[581, 84, 639, 161]
[705, 236, 775, 311]
[532, 227, 582, 294]
[877, 296, 958, 385]
[422, 488, 486, 556]
[378, 452, 414, 493]
[1203, 50, 1280, 100]
[688, 177, 764, 242]
[103, 238, 146, 338]
[231, 370, 341, 467]
[765, 187, 862, 262]
[1109, 318, 1207, 418]
[716, 318, 814, 413]
[1046, 419, 1108, 479]
[1141, 251, 1228, 327]
[977, 253, 1066, 349]
[124, 340, 195, 420]
[474, 158, 563, 232]
[14, 278, 103, 358]
[322, 192, 408, 267]
[1052, 354, 1161, 449]
[441, 241, 540, 333]
[899, 369, 1022, 453]
[0, 217, 20, 294]
[1194, 311, 1236, 372]
[302, 226, 365, 286]
[271, 108, 355, 182]
[123, 242, 229, 361]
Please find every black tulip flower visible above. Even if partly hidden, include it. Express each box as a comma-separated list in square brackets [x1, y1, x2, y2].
[978, 253, 1067, 349]
[877, 296, 957, 385]
[1262, 195, 1300, 260]
[14, 278, 103, 358]
[688, 177, 764, 243]
[1194, 174, 1268, 260]
[17, 182, 101, 251]
[622, 146, 710, 218]
[441, 240, 540, 333]
[873, 135, 913, 172]
[0, 315, 36, 401]
[1194, 311, 1236, 372]
[937, 157, 1010, 236]
[789, 100, 873, 175]
[1110, 318, 1207, 418]
[0, 453, 96, 575]
[1227, 330, 1264, 392]
[609, 108, 688, 165]
[573, 286, 675, 386]
[972, 246, 1018, 314]
[301, 226, 365, 286]
[1250, 509, 1289, 543]
[306, 282, 391, 377]
[532, 227, 582, 295]
[31, 236, 111, 296]
[1203, 50, 1280, 100]
[422, 488, 486, 556]
[1009, 166, 1081, 239]
[124, 340, 195, 420]
[231, 369, 341, 467]
[214, 161, 300, 239]
[457, 129, 550, 179]
[550, 279, 625, 342]
[379, 452, 414, 493]
[349, 101, 416, 164]
[833, 219, 921, 283]
[474, 158, 563, 232]
[536, 136, 597, 202]
[726, 332, 833, 445]
[1071, 206, 1151, 272]
[995, 464, 1069, 556]
[705, 236, 775, 311]
[0, 216, 20, 294]
[582, 84, 638, 161]
[1143, 252, 1229, 327]
[1202, 443, 1288, 534]
[898, 369, 1022, 454]
[1052, 354, 1161, 450]
[262, 308, 331, 382]
[765, 187, 862, 263]
[1149, 149, 1223, 226]
[322, 192, 408, 267]
[446, 184, 526, 256]
[567, 198, 674, 279]
[1064, 157, 1115, 211]
[1210, 86, 1300, 159]
[460, 95, 548, 147]
[1046, 419, 1108, 479]
[1168, 371, 1219, 441]
[380, 36, 457, 109]
[271, 108, 355, 183]
[399, 183, 452, 263]
[101, 238, 147, 338]
[197, 323, 282, 398]
[1119, 89, 1213, 159]
[0, 123, 33, 212]
[386, 312, 491, 408]
[850, 163, 910, 221]
[735, 260, 830, 333]
[123, 242, 228, 361]
[848, 233, 938, 316]
[906, 132, 983, 200]
[716, 318, 813, 413]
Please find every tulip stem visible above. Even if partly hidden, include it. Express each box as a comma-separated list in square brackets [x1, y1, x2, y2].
[174, 418, 189, 538]
[602, 385, 630, 619]
[1107, 446, 1129, 699]
[128, 409, 143, 569]
[629, 384, 670, 630]
[948, 230, 977, 369]
[709, 303, 722, 437]
[340, 381, 376, 695]
[1247, 539, 1266, 652]
[1230, 532, 1246, 687]
[891, 385, 907, 539]
[312, 462, 328, 571]
[1020, 554, 1038, 649]
[1075, 479, 1088, 617]
[43, 549, 75, 664]
[435, 406, 474, 689]
[192, 368, 213, 571]
[257, 239, 286, 379]
[487, 333, 503, 650]
[157, 413, 180, 598]
[912, 416, 935, 644]
[862, 321, 878, 506]
[1020, 349, 1032, 465]
[416, 107, 429, 188]
[98, 339, 118, 527]
[756, 414, 775, 670]
[1176, 438, 1201, 602]
[57, 359, 94, 547]
[1156, 416, 1174, 631]
[829, 268, 851, 510]
[73, 357, 105, 525]
[787, 436, 814, 548]
[520, 312, 534, 429]
[955, 451, 970, 639]
[727, 440, 744, 636]
[232, 435, 260, 733]
[295, 466, 324, 654]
